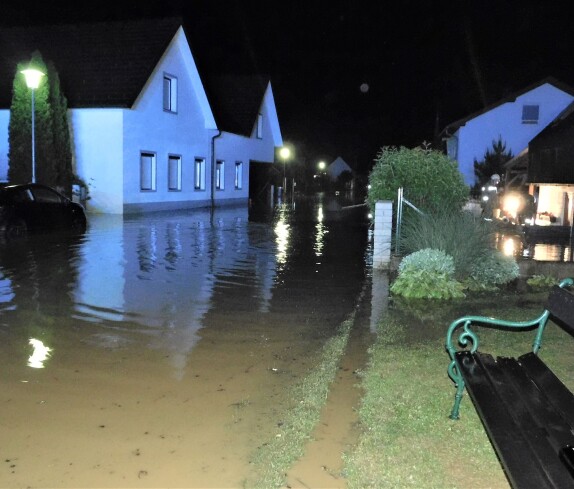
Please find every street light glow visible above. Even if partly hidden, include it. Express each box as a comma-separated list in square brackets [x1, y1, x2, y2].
[318, 161, 326, 171]
[21, 68, 45, 89]
[21, 67, 45, 184]
[279, 147, 291, 160]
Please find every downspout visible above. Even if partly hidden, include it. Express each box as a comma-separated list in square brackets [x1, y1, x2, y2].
[210, 130, 222, 209]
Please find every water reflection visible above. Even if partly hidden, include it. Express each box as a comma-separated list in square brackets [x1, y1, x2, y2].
[27, 338, 52, 368]
[497, 231, 574, 262]
[0, 196, 369, 380]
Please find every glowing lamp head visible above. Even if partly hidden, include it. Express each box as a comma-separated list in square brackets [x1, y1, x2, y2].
[21, 68, 45, 89]
[279, 147, 291, 161]
[318, 161, 326, 171]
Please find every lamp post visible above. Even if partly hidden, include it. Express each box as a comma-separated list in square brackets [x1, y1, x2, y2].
[279, 146, 291, 195]
[21, 68, 45, 184]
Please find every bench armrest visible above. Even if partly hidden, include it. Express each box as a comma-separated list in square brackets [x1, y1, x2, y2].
[445, 277, 573, 420]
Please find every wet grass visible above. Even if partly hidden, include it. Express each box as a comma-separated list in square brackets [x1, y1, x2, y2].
[246, 310, 356, 488]
[343, 288, 574, 488]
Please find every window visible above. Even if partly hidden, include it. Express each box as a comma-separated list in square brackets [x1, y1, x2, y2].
[168, 155, 182, 191]
[522, 104, 539, 124]
[194, 158, 206, 190]
[235, 161, 243, 190]
[141, 152, 156, 191]
[163, 74, 178, 113]
[216, 160, 225, 190]
[256, 113, 263, 139]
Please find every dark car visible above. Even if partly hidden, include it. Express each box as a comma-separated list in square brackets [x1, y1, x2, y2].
[0, 183, 87, 239]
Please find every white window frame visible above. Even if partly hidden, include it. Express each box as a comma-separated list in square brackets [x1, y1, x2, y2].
[140, 152, 157, 191]
[256, 113, 263, 139]
[194, 157, 206, 190]
[168, 155, 182, 191]
[235, 161, 243, 190]
[163, 73, 178, 113]
[216, 160, 225, 190]
[522, 104, 539, 124]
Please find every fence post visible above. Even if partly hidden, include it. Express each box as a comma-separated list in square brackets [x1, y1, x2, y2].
[373, 200, 393, 269]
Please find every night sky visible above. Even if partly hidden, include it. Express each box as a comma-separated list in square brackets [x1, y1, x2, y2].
[3, 0, 574, 174]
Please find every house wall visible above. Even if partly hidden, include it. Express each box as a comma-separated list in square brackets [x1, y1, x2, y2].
[452, 83, 574, 186]
[0, 111, 8, 181]
[70, 108, 124, 214]
[536, 184, 574, 226]
[122, 29, 215, 214]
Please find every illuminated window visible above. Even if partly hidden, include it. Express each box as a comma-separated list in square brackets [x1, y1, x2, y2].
[194, 158, 206, 190]
[256, 113, 263, 139]
[522, 104, 539, 124]
[168, 155, 182, 191]
[140, 152, 156, 191]
[235, 161, 243, 189]
[216, 160, 225, 190]
[163, 74, 178, 113]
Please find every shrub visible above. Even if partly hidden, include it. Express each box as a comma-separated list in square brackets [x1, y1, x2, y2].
[527, 275, 558, 289]
[391, 249, 465, 299]
[367, 145, 469, 215]
[467, 251, 520, 290]
[398, 211, 494, 280]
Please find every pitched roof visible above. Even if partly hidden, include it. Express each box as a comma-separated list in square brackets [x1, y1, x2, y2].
[204, 75, 269, 136]
[0, 17, 183, 109]
[440, 77, 574, 137]
[0, 18, 274, 138]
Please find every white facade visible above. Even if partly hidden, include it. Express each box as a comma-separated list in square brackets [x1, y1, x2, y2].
[327, 156, 353, 181]
[445, 82, 574, 186]
[0, 26, 282, 214]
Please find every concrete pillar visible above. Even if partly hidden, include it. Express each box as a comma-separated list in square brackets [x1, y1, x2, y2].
[373, 200, 393, 269]
[370, 268, 389, 332]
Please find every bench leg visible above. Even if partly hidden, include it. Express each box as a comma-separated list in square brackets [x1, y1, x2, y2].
[447, 359, 465, 420]
[449, 381, 465, 420]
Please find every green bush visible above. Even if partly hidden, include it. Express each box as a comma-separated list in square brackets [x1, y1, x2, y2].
[467, 251, 519, 290]
[398, 211, 494, 280]
[391, 249, 465, 299]
[527, 274, 559, 289]
[367, 145, 469, 215]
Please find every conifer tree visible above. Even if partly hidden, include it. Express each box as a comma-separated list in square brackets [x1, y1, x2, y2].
[48, 61, 73, 194]
[8, 51, 73, 193]
[472, 137, 513, 193]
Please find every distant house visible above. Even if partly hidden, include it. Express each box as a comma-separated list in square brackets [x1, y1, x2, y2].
[526, 102, 574, 226]
[326, 156, 353, 181]
[0, 18, 283, 214]
[441, 77, 574, 186]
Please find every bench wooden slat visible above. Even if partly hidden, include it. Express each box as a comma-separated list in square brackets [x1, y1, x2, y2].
[519, 352, 574, 428]
[546, 285, 574, 337]
[456, 351, 562, 488]
[474, 352, 574, 488]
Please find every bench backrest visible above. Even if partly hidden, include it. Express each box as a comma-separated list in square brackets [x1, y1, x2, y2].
[545, 285, 574, 337]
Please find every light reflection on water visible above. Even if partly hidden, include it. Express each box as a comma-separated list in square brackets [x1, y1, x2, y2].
[497, 231, 574, 262]
[0, 195, 370, 376]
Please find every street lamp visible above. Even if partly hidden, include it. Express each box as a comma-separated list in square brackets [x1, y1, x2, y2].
[21, 68, 45, 184]
[318, 161, 326, 172]
[279, 146, 291, 191]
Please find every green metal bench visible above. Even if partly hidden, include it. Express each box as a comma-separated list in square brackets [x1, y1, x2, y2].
[445, 278, 574, 489]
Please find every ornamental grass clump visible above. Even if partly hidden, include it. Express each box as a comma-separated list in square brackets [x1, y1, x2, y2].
[398, 210, 494, 280]
[390, 248, 465, 299]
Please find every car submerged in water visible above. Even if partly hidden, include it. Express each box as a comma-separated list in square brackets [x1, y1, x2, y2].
[0, 183, 87, 240]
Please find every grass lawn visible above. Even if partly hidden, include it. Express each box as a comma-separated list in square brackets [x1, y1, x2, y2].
[343, 286, 574, 488]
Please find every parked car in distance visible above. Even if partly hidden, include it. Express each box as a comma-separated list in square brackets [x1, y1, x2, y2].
[0, 183, 87, 240]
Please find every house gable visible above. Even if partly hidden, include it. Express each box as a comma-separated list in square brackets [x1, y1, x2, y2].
[442, 78, 574, 186]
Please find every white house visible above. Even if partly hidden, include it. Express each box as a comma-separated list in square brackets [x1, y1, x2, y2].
[441, 78, 574, 186]
[0, 18, 283, 214]
[326, 156, 353, 181]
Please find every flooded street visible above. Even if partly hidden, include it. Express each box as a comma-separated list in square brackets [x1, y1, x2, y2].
[0, 193, 375, 488]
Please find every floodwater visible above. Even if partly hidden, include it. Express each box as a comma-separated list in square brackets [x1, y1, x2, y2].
[0, 193, 378, 488]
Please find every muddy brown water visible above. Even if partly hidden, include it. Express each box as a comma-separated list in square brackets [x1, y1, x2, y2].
[0, 195, 379, 488]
